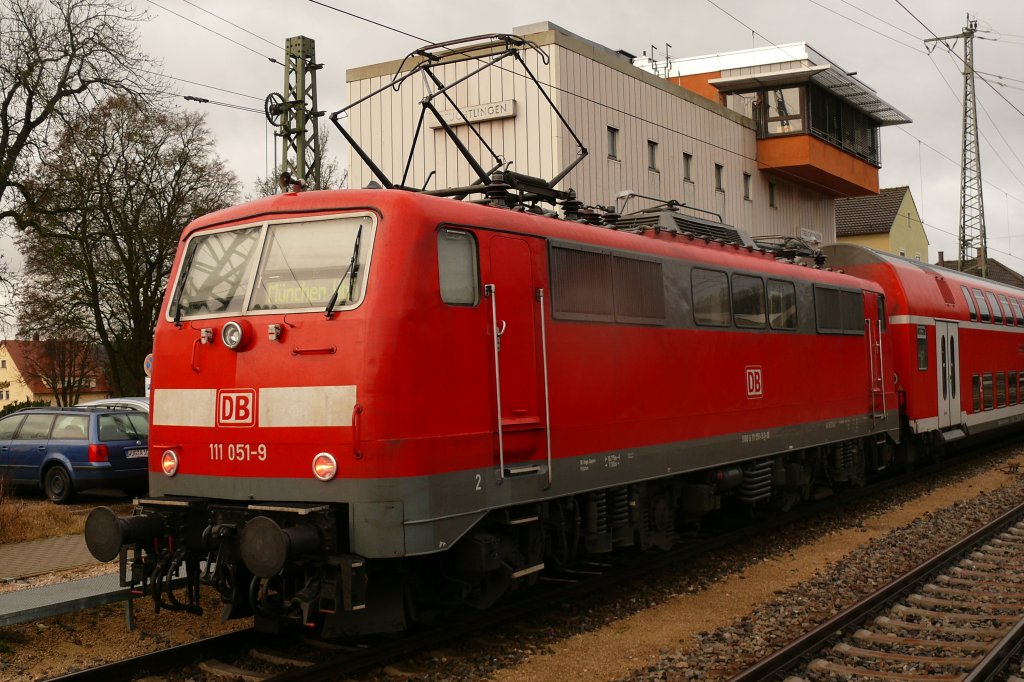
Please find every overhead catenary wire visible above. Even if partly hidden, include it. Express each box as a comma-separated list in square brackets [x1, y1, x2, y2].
[146, 0, 282, 65]
[803, 0, 925, 53]
[178, 0, 280, 50]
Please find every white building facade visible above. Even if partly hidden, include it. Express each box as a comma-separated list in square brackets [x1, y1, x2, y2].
[345, 22, 907, 244]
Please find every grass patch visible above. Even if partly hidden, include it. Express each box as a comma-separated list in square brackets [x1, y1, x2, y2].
[0, 482, 85, 544]
[0, 640, 14, 655]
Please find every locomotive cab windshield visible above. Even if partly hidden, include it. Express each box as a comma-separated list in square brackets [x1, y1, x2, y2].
[170, 213, 376, 320]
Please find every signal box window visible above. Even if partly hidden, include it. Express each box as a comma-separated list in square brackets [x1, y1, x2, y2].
[767, 280, 797, 330]
[916, 326, 927, 370]
[732, 274, 766, 328]
[961, 285, 977, 321]
[692, 268, 730, 326]
[972, 288, 990, 322]
[437, 229, 479, 306]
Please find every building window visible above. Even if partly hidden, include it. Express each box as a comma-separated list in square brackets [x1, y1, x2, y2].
[714, 164, 724, 192]
[0, 359, 5, 368]
[768, 182, 776, 207]
[915, 254, 921, 261]
[607, 126, 619, 160]
[683, 153, 693, 182]
[647, 140, 658, 171]
[743, 173, 752, 200]
[899, 248, 906, 257]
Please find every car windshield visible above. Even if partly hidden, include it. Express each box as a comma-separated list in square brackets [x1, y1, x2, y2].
[174, 215, 374, 319]
[98, 413, 149, 441]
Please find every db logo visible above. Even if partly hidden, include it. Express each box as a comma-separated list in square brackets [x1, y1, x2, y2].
[217, 389, 256, 427]
[745, 366, 763, 399]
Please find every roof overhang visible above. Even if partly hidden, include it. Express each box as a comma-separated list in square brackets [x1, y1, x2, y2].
[709, 65, 911, 126]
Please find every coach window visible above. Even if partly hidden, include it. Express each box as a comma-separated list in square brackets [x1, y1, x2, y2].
[1011, 371, 1018, 405]
[997, 371, 1007, 407]
[732, 274, 766, 328]
[972, 375, 981, 412]
[998, 294, 1014, 325]
[916, 326, 927, 370]
[961, 285, 977, 321]
[983, 373, 994, 410]
[985, 292, 1003, 324]
[767, 280, 797, 330]
[972, 288, 991, 322]
[1011, 299, 1024, 325]
[437, 229, 479, 306]
[692, 268, 730, 326]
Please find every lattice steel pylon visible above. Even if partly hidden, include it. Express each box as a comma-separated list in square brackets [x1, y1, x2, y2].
[265, 36, 323, 190]
[927, 15, 987, 278]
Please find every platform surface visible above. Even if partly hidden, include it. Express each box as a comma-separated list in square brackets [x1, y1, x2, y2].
[0, 535, 100, 580]
[0, 571, 127, 627]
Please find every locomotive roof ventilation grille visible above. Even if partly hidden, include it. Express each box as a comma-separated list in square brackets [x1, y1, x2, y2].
[613, 207, 756, 248]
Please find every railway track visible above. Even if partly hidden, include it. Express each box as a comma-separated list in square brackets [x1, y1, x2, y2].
[729, 497, 1024, 682]
[48, 443, 1020, 682]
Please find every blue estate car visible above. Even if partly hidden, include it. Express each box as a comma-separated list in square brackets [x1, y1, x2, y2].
[0, 407, 148, 503]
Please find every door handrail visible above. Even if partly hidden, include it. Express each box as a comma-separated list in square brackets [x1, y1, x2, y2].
[538, 288, 553, 489]
[485, 283, 505, 482]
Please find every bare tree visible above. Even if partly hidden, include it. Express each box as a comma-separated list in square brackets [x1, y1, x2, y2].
[15, 96, 239, 395]
[0, 0, 163, 222]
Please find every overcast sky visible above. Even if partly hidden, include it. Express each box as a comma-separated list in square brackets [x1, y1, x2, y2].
[6, 0, 1024, 284]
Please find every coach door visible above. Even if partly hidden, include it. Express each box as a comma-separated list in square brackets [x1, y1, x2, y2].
[935, 321, 961, 429]
[485, 235, 550, 481]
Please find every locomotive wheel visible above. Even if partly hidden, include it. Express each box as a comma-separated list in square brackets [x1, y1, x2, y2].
[44, 465, 74, 504]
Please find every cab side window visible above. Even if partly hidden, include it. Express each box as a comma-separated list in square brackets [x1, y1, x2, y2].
[437, 228, 480, 306]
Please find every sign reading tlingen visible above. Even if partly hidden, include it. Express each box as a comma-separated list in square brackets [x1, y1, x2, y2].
[429, 100, 517, 128]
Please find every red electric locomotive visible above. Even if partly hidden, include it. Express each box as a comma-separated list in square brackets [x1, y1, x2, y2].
[86, 187, 908, 635]
[83, 33, 1024, 636]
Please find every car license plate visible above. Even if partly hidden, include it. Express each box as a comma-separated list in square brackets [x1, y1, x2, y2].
[125, 448, 148, 459]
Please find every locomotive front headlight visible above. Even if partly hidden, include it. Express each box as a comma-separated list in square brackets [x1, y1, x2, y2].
[161, 450, 179, 477]
[312, 452, 337, 481]
[221, 321, 244, 349]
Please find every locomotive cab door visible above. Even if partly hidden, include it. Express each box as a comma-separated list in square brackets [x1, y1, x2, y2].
[483, 235, 550, 481]
[935, 321, 961, 430]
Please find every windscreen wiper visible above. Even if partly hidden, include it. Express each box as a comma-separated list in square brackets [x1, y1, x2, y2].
[324, 224, 363, 318]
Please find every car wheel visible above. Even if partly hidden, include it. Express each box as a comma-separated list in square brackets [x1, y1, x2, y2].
[44, 466, 75, 504]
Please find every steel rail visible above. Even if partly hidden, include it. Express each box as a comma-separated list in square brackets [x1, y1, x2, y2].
[727, 496, 1024, 682]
